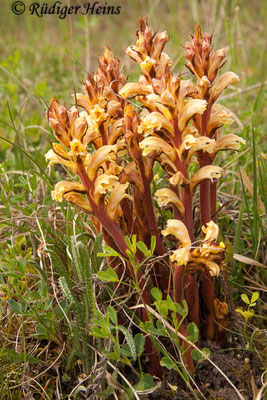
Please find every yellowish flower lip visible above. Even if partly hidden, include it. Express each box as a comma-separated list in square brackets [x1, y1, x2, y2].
[202, 220, 219, 242]
[51, 145, 71, 161]
[139, 136, 176, 161]
[155, 188, 185, 215]
[106, 182, 132, 220]
[161, 219, 191, 248]
[51, 181, 87, 202]
[189, 165, 223, 191]
[170, 247, 191, 266]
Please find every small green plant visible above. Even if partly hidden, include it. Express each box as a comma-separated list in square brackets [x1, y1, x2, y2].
[236, 292, 259, 331]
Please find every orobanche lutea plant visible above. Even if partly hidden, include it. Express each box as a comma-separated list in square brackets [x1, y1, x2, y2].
[46, 19, 245, 377]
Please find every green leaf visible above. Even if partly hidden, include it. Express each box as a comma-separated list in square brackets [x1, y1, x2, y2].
[191, 347, 210, 361]
[187, 322, 199, 343]
[242, 310, 254, 322]
[143, 322, 162, 336]
[134, 333, 145, 356]
[126, 249, 135, 264]
[174, 302, 187, 317]
[160, 356, 175, 370]
[157, 300, 168, 317]
[118, 325, 136, 361]
[104, 351, 120, 362]
[107, 306, 117, 326]
[0, 348, 42, 364]
[191, 349, 202, 361]
[97, 245, 121, 258]
[136, 241, 150, 257]
[241, 294, 250, 305]
[151, 287, 162, 301]
[125, 236, 132, 250]
[134, 374, 154, 391]
[251, 292, 259, 304]
[131, 234, 137, 253]
[8, 299, 22, 314]
[121, 344, 132, 358]
[97, 267, 119, 282]
[150, 236, 156, 255]
[182, 299, 188, 315]
[166, 295, 176, 312]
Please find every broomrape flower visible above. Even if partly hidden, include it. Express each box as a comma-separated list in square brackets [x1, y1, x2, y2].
[63, 192, 92, 212]
[47, 98, 70, 147]
[89, 104, 109, 126]
[75, 93, 92, 113]
[198, 76, 210, 94]
[158, 153, 177, 175]
[208, 49, 227, 82]
[189, 165, 223, 191]
[202, 220, 219, 242]
[161, 219, 191, 247]
[138, 112, 174, 137]
[189, 221, 226, 260]
[70, 116, 88, 143]
[51, 181, 86, 202]
[170, 247, 191, 266]
[169, 171, 187, 186]
[150, 30, 169, 60]
[69, 139, 87, 156]
[137, 93, 174, 119]
[214, 299, 228, 319]
[141, 56, 156, 74]
[45, 146, 77, 173]
[213, 134, 246, 154]
[190, 257, 221, 276]
[203, 260, 220, 277]
[154, 188, 185, 215]
[207, 104, 234, 135]
[154, 52, 173, 78]
[94, 174, 119, 196]
[179, 134, 197, 157]
[86, 145, 118, 181]
[162, 220, 191, 265]
[210, 72, 240, 103]
[106, 182, 132, 221]
[139, 136, 176, 161]
[186, 136, 216, 162]
[178, 99, 207, 131]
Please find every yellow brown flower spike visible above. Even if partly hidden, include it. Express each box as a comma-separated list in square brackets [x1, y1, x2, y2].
[46, 18, 245, 375]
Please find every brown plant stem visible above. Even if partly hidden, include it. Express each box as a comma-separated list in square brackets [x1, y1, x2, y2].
[201, 272, 217, 341]
[210, 181, 217, 222]
[172, 266, 194, 372]
[199, 107, 217, 340]
[137, 157, 169, 292]
[185, 272, 200, 327]
[179, 324, 195, 373]
[172, 117, 198, 353]
[199, 180, 211, 226]
[199, 154, 212, 226]
[77, 161, 162, 376]
[181, 187, 194, 242]
[173, 266, 184, 305]
[173, 118, 194, 241]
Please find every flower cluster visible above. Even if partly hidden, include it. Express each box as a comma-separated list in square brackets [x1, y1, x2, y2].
[46, 19, 245, 375]
[46, 48, 132, 230]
